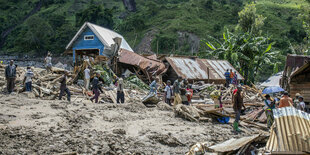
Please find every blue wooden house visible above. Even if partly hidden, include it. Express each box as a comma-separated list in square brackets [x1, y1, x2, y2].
[65, 22, 134, 63]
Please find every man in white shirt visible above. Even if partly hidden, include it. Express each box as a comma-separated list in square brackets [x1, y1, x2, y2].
[84, 67, 90, 90]
[23, 66, 34, 92]
[164, 80, 172, 106]
[297, 96, 306, 112]
[45, 52, 52, 73]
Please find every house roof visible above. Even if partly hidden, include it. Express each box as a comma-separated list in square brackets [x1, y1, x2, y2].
[260, 71, 283, 87]
[118, 49, 167, 75]
[285, 54, 310, 71]
[66, 22, 134, 52]
[165, 57, 244, 81]
[290, 62, 310, 79]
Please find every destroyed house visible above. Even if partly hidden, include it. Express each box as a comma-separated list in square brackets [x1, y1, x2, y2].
[289, 62, 310, 103]
[280, 54, 310, 91]
[65, 22, 133, 64]
[163, 57, 244, 84]
[117, 49, 167, 83]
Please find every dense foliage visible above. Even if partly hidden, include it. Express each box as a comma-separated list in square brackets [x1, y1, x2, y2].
[0, 0, 309, 82]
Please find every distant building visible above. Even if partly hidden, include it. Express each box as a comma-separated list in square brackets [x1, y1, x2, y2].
[65, 22, 133, 64]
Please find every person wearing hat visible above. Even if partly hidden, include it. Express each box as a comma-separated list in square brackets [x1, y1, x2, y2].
[5, 60, 17, 93]
[293, 93, 301, 108]
[264, 94, 275, 128]
[279, 91, 293, 108]
[59, 71, 71, 102]
[45, 52, 52, 73]
[116, 74, 125, 104]
[164, 80, 173, 106]
[233, 86, 245, 132]
[297, 96, 306, 111]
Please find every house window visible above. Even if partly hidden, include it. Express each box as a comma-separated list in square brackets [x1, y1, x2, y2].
[84, 35, 94, 40]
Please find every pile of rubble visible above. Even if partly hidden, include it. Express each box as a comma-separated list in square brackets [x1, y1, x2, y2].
[0, 64, 83, 99]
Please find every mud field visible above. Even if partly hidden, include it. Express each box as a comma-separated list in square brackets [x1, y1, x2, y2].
[0, 93, 263, 154]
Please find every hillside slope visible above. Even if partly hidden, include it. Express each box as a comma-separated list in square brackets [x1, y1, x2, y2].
[0, 0, 308, 56]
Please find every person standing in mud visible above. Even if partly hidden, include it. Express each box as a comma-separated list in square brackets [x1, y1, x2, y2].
[84, 66, 91, 90]
[116, 75, 125, 104]
[5, 60, 17, 94]
[90, 72, 103, 103]
[45, 52, 52, 73]
[173, 77, 182, 106]
[23, 66, 34, 92]
[164, 80, 173, 106]
[233, 86, 245, 132]
[59, 71, 71, 102]
[149, 77, 159, 96]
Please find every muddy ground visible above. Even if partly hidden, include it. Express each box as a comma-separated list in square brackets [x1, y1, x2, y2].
[0, 93, 264, 154]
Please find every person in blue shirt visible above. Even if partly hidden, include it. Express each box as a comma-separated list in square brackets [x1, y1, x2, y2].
[149, 78, 159, 95]
[224, 69, 230, 88]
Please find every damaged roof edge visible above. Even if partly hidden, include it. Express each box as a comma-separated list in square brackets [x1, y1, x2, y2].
[166, 57, 244, 81]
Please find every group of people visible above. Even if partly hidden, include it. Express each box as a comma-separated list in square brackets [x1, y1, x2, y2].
[224, 69, 238, 87]
[161, 77, 193, 106]
[263, 91, 307, 129]
[83, 66, 125, 104]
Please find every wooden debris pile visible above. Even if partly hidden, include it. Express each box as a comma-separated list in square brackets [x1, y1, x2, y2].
[187, 134, 267, 155]
[244, 108, 267, 123]
[221, 85, 264, 102]
[0, 64, 83, 99]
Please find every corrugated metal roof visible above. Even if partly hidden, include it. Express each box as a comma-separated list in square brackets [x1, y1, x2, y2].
[118, 49, 166, 75]
[266, 107, 310, 152]
[200, 59, 243, 80]
[66, 22, 134, 52]
[166, 57, 210, 80]
[166, 57, 244, 81]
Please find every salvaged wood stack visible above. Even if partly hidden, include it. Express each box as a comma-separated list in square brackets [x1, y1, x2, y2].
[0, 64, 83, 99]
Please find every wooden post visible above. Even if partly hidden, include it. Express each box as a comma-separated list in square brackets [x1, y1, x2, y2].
[207, 67, 210, 84]
[157, 40, 159, 55]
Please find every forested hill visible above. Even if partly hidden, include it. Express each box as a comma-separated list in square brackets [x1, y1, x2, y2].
[0, 0, 308, 60]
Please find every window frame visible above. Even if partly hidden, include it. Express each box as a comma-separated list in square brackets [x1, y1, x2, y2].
[84, 35, 94, 40]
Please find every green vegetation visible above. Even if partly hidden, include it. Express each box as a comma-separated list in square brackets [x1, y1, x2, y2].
[0, 0, 309, 82]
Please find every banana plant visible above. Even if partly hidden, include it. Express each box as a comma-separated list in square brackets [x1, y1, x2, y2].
[200, 29, 278, 84]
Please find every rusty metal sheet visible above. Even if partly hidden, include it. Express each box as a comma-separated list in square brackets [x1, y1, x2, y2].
[166, 57, 244, 81]
[208, 134, 260, 153]
[286, 54, 310, 70]
[165, 57, 211, 80]
[118, 49, 166, 75]
[266, 107, 310, 152]
[200, 59, 244, 80]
